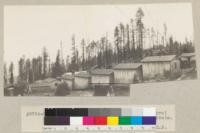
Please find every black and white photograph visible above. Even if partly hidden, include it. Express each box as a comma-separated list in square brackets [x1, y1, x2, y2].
[3, 3, 196, 96]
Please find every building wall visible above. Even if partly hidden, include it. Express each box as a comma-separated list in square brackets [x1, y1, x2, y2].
[191, 56, 196, 68]
[180, 57, 195, 68]
[143, 62, 171, 78]
[91, 75, 110, 84]
[74, 77, 90, 90]
[170, 59, 181, 72]
[64, 79, 73, 90]
[114, 69, 142, 83]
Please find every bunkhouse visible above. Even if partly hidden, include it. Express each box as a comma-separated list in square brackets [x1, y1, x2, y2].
[74, 71, 91, 90]
[141, 55, 180, 78]
[90, 69, 114, 96]
[90, 69, 114, 85]
[61, 73, 74, 90]
[180, 53, 196, 68]
[113, 63, 143, 84]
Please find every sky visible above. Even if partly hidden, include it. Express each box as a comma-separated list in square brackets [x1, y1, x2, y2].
[4, 3, 194, 75]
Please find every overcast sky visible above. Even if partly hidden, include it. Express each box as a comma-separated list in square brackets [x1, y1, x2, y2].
[4, 3, 193, 75]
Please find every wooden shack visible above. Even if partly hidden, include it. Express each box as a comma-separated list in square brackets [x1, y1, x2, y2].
[74, 71, 91, 90]
[90, 69, 114, 85]
[141, 55, 180, 78]
[90, 69, 114, 96]
[180, 53, 195, 68]
[113, 63, 143, 84]
[61, 73, 74, 90]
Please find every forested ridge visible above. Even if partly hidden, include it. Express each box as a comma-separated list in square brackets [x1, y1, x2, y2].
[4, 8, 194, 85]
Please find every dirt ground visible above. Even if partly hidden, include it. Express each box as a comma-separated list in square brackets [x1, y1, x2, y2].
[29, 86, 130, 96]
